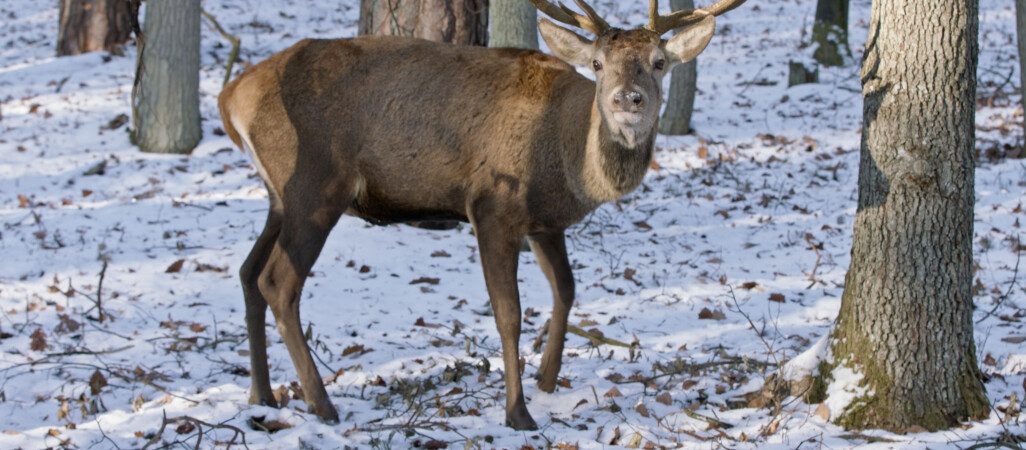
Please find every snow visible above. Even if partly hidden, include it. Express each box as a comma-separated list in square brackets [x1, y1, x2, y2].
[0, 0, 1023, 448]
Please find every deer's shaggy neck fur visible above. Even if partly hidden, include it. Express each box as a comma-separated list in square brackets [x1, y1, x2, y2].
[574, 99, 656, 203]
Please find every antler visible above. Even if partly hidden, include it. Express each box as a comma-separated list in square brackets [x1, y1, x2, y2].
[646, 0, 748, 35]
[528, 0, 611, 36]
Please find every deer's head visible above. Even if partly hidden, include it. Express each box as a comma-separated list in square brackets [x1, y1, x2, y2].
[530, 0, 744, 145]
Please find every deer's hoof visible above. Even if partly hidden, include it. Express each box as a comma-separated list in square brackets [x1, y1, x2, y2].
[309, 404, 340, 424]
[505, 409, 538, 431]
[536, 376, 557, 394]
[249, 393, 278, 408]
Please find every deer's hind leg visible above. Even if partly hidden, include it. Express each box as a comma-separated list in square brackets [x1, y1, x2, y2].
[239, 195, 285, 408]
[254, 173, 355, 423]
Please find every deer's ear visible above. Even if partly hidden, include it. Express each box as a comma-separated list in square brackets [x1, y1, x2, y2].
[662, 15, 715, 68]
[538, 18, 594, 66]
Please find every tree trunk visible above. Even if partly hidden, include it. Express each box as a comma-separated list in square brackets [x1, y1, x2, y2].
[811, 0, 849, 67]
[489, 0, 537, 49]
[133, 0, 202, 154]
[659, 0, 697, 135]
[825, 0, 987, 431]
[57, 0, 134, 56]
[1016, 0, 1026, 106]
[359, 0, 488, 46]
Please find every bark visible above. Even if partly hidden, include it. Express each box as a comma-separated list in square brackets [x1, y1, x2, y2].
[811, 0, 849, 67]
[359, 0, 488, 46]
[133, 0, 202, 154]
[489, 0, 538, 49]
[57, 0, 134, 56]
[1017, 0, 1026, 105]
[826, 0, 987, 431]
[659, 0, 697, 135]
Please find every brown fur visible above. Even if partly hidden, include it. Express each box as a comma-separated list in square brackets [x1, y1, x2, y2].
[219, 21, 706, 429]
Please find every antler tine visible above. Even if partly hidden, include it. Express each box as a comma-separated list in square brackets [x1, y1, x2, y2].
[646, 0, 747, 35]
[569, 0, 611, 35]
[528, 0, 610, 36]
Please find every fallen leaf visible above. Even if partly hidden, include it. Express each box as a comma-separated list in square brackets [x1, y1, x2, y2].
[634, 221, 652, 231]
[983, 353, 997, 367]
[634, 402, 650, 418]
[430, 250, 451, 257]
[814, 403, 830, 421]
[165, 259, 185, 273]
[175, 421, 196, 434]
[769, 293, 786, 303]
[414, 317, 442, 328]
[342, 344, 369, 357]
[17, 194, 30, 208]
[410, 277, 440, 285]
[89, 370, 107, 395]
[655, 392, 672, 405]
[30, 328, 46, 351]
[605, 386, 623, 398]
[272, 385, 290, 408]
[698, 308, 726, 320]
[740, 281, 758, 290]
[1000, 336, 1026, 344]
[188, 323, 207, 333]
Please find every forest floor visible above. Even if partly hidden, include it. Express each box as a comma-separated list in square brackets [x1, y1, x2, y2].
[0, 0, 1024, 448]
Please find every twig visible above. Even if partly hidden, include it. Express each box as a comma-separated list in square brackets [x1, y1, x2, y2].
[804, 234, 822, 288]
[95, 419, 123, 450]
[532, 319, 550, 352]
[141, 410, 171, 450]
[728, 286, 781, 367]
[567, 324, 634, 348]
[45, 345, 133, 358]
[201, 8, 242, 88]
[682, 408, 734, 429]
[977, 235, 1022, 324]
[96, 259, 108, 323]
[612, 357, 776, 386]
[143, 411, 250, 450]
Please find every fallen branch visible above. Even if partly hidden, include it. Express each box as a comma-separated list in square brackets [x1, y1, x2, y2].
[143, 410, 250, 450]
[682, 408, 734, 430]
[567, 325, 634, 348]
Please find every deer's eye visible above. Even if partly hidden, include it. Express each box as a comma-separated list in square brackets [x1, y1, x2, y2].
[592, 60, 603, 71]
[654, 59, 666, 71]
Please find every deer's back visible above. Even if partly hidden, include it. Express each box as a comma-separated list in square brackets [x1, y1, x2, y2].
[221, 35, 595, 229]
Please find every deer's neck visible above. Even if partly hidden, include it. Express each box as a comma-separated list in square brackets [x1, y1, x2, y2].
[574, 100, 655, 203]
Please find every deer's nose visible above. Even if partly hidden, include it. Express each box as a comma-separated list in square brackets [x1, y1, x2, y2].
[613, 90, 645, 111]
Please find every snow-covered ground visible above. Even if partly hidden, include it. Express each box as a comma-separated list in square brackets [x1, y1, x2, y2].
[0, 0, 1022, 448]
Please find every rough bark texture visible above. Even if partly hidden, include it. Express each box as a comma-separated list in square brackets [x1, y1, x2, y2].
[659, 0, 697, 135]
[359, 0, 488, 46]
[57, 0, 134, 56]
[489, 0, 538, 49]
[811, 0, 849, 67]
[1016, 0, 1026, 104]
[829, 0, 987, 431]
[133, 0, 202, 154]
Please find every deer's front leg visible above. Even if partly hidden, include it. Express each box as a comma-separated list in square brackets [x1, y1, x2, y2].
[528, 230, 575, 393]
[474, 218, 537, 431]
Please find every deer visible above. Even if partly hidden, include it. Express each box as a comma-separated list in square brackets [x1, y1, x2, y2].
[217, 0, 745, 431]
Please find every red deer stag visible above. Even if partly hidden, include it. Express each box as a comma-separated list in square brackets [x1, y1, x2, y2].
[218, 0, 745, 430]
